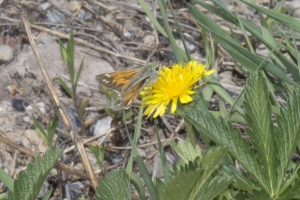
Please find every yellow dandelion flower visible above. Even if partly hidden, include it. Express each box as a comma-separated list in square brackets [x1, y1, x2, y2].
[140, 61, 214, 118]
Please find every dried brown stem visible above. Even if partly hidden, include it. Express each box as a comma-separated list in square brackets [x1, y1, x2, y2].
[0, 133, 90, 180]
[11, 0, 98, 188]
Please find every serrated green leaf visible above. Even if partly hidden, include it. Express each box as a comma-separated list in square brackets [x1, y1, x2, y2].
[96, 169, 130, 200]
[161, 167, 203, 200]
[161, 146, 227, 200]
[185, 108, 268, 191]
[7, 148, 62, 200]
[128, 172, 145, 200]
[275, 92, 300, 193]
[279, 167, 300, 198]
[195, 175, 232, 200]
[243, 72, 276, 193]
[52, 77, 73, 98]
[170, 140, 202, 163]
[218, 165, 258, 192]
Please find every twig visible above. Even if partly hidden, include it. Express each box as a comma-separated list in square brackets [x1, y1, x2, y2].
[30, 23, 145, 64]
[11, 0, 98, 188]
[109, 136, 181, 150]
[0, 133, 90, 180]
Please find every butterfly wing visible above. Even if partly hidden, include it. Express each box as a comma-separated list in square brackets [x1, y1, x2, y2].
[122, 78, 149, 108]
[96, 67, 140, 93]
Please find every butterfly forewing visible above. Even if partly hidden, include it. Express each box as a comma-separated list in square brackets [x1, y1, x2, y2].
[96, 67, 140, 92]
[96, 62, 161, 110]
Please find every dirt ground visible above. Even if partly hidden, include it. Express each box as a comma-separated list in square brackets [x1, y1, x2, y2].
[0, 0, 300, 199]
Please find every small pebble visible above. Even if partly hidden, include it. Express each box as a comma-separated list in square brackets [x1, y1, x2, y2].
[12, 99, 29, 112]
[58, 108, 81, 133]
[68, 1, 81, 13]
[36, 102, 46, 114]
[142, 23, 153, 31]
[45, 10, 67, 23]
[38, 2, 52, 11]
[0, 45, 14, 63]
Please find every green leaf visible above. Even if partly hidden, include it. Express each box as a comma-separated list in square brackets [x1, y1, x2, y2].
[42, 188, 53, 200]
[240, 0, 300, 33]
[74, 58, 84, 91]
[7, 148, 62, 200]
[66, 31, 75, 83]
[33, 120, 49, 146]
[46, 116, 58, 146]
[158, 0, 185, 62]
[124, 109, 159, 199]
[155, 119, 172, 183]
[218, 165, 258, 192]
[170, 140, 202, 163]
[195, 175, 232, 200]
[88, 144, 105, 166]
[58, 39, 67, 64]
[78, 97, 89, 122]
[137, 0, 167, 37]
[192, 0, 300, 83]
[95, 169, 131, 200]
[279, 167, 300, 198]
[0, 167, 14, 191]
[167, 0, 191, 61]
[259, 13, 283, 68]
[275, 92, 300, 193]
[243, 71, 276, 193]
[185, 108, 267, 191]
[126, 108, 143, 173]
[161, 146, 228, 200]
[128, 172, 145, 200]
[52, 77, 73, 98]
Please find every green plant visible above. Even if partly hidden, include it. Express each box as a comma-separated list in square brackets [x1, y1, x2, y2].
[6, 148, 62, 200]
[53, 31, 88, 131]
[33, 116, 58, 147]
[186, 72, 300, 199]
[94, 1, 300, 199]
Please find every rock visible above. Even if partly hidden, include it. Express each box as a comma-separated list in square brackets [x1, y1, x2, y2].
[91, 116, 112, 136]
[45, 10, 67, 23]
[68, 1, 81, 13]
[35, 102, 47, 114]
[11, 99, 29, 112]
[38, 2, 52, 11]
[58, 108, 81, 133]
[0, 45, 14, 63]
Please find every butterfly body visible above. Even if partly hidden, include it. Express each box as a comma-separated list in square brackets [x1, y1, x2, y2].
[96, 62, 161, 110]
